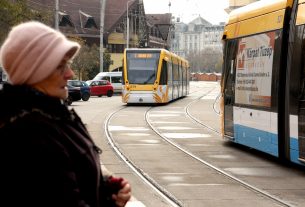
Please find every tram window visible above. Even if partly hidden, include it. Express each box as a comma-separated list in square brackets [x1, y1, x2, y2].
[303, 33, 305, 71]
[160, 61, 168, 85]
[222, 40, 238, 105]
[126, 53, 160, 84]
[122, 69, 125, 85]
[230, 60, 234, 74]
[301, 34, 305, 98]
[167, 61, 172, 82]
[177, 64, 180, 81]
[183, 66, 187, 82]
[173, 63, 179, 81]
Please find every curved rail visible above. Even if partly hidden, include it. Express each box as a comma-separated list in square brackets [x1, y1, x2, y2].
[104, 106, 183, 207]
[185, 86, 220, 134]
[146, 88, 294, 207]
[104, 86, 294, 207]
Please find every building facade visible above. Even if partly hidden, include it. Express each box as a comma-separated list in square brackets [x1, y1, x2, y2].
[171, 16, 224, 58]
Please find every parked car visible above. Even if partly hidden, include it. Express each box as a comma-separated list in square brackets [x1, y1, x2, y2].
[66, 85, 81, 105]
[67, 80, 91, 101]
[86, 80, 114, 97]
[92, 72, 122, 93]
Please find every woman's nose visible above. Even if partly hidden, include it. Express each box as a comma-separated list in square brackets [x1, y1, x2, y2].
[64, 67, 75, 79]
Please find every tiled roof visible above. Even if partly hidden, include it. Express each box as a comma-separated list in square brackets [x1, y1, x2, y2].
[188, 16, 212, 26]
[146, 13, 172, 25]
[105, 0, 138, 33]
[146, 13, 172, 40]
[28, 0, 139, 34]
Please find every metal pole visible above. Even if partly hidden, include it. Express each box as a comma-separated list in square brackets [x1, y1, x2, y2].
[55, 0, 59, 30]
[126, 0, 134, 48]
[127, 14, 129, 48]
[168, 1, 171, 13]
[100, 0, 106, 72]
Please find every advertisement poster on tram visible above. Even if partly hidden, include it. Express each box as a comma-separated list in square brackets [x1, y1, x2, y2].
[235, 32, 275, 107]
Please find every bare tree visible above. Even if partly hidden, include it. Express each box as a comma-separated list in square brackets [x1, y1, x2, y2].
[69, 36, 112, 80]
[187, 47, 222, 73]
[0, 0, 52, 44]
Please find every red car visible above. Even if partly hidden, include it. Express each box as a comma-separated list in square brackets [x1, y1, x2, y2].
[86, 80, 114, 97]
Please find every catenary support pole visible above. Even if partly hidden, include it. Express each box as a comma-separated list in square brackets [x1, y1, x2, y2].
[55, 0, 59, 30]
[100, 0, 106, 72]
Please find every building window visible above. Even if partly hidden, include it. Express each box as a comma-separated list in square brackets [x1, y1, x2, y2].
[58, 11, 74, 27]
[107, 44, 124, 53]
[79, 10, 97, 29]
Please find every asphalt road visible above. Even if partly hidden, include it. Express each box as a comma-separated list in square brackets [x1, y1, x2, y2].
[73, 81, 305, 207]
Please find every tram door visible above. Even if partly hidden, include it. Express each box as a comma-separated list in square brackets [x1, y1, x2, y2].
[298, 41, 305, 162]
[167, 60, 173, 101]
[224, 60, 235, 137]
[223, 41, 237, 138]
[293, 19, 305, 162]
[298, 98, 305, 162]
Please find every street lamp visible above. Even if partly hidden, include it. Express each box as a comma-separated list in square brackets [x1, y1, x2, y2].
[126, 0, 134, 48]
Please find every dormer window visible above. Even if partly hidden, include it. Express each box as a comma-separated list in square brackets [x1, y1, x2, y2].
[58, 11, 74, 27]
[79, 10, 98, 29]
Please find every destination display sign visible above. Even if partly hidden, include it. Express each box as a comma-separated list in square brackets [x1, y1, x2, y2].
[134, 53, 153, 58]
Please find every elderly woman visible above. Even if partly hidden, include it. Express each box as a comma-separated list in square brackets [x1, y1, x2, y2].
[0, 21, 131, 207]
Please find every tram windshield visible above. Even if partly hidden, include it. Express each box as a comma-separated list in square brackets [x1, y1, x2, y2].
[126, 52, 160, 84]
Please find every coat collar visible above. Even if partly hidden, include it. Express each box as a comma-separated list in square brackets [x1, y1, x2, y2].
[0, 83, 74, 128]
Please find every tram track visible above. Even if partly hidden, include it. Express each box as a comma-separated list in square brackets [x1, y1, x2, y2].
[185, 86, 221, 135]
[146, 86, 294, 207]
[145, 113, 293, 207]
[104, 106, 182, 207]
[104, 83, 299, 207]
[184, 86, 303, 207]
[184, 85, 293, 206]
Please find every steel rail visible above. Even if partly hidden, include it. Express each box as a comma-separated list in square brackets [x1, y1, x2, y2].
[104, 106, 183, 207]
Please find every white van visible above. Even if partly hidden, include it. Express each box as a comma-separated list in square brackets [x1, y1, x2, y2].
[92, 72, 122, 93]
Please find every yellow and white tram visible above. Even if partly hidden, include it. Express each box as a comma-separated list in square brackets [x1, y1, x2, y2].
[221, 0, 305, 166]
[122, 48, 190, 104]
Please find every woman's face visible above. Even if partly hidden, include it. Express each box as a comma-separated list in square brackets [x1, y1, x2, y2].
[31, 56, 74, 100]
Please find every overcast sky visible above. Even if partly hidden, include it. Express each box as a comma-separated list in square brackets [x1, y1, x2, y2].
[143, 0, 229, 25]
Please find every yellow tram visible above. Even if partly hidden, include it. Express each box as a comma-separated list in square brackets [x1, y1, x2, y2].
[122, 48, 190, 104]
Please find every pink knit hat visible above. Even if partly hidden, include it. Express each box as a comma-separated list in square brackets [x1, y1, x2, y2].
[0, 21, 80, 85]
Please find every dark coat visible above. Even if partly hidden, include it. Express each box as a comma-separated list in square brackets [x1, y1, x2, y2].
[0, 84, 112, 207]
